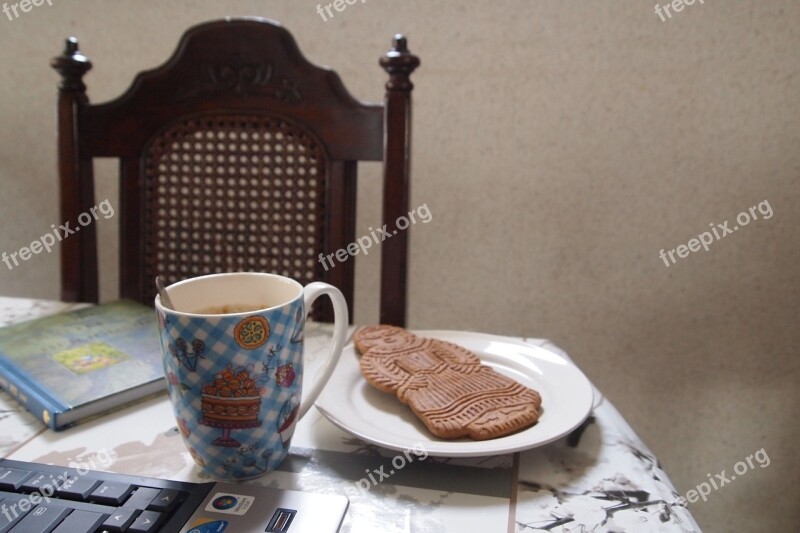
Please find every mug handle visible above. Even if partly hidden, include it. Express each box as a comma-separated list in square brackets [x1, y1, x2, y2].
[296, 282, 349, 420]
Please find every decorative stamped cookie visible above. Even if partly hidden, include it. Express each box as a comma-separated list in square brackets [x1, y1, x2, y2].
[354, 326, 542, 440]
[352, 324, 418, 354]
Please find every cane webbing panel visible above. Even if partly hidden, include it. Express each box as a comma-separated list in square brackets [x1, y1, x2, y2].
[141, 114, 327, 302]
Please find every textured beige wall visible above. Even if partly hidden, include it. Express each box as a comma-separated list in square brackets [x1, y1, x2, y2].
[0, 1, 798, 530]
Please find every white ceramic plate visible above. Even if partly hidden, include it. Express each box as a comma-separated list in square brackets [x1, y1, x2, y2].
[315, 330, 594, 457]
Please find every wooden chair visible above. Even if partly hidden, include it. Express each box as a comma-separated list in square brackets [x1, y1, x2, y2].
[51, 18, 419, 326]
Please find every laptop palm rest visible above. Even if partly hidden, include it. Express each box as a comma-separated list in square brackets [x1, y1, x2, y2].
[179, 482, 348, 533]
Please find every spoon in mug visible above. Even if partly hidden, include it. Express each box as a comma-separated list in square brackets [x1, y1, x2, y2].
[155, 276, 175, 310]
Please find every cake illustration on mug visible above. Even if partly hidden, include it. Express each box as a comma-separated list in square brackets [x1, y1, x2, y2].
[200, 365, 263, 447]
[274, 363, 296, 387]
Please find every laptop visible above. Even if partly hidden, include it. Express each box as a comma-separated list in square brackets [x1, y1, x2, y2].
[0, 458, 348, 532]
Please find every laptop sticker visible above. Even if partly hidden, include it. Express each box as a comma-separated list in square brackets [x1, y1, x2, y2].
[187, 518, 228, 532]
[205, 492, 255, 515]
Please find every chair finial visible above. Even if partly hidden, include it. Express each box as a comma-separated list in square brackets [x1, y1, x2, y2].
[51, 36, 92, 92]
[64, 37, 79, 55]
[392, 34, 408, 53]
[380, 34, 420, 91]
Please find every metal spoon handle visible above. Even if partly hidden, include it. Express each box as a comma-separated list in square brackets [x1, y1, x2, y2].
[155, 276, 175, 310]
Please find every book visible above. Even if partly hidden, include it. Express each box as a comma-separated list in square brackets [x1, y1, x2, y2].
[0, 300, 165, 430]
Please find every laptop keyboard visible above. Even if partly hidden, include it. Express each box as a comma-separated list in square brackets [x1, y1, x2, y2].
[0, 459, 214, 532]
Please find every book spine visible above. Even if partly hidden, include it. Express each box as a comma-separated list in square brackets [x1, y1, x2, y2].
[0, 355, 63, 430]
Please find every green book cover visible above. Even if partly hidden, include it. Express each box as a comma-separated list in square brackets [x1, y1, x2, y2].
[0, 300, 165, 429]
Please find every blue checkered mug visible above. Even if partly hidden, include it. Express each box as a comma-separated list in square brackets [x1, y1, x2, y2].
[155, 272, 348, 480]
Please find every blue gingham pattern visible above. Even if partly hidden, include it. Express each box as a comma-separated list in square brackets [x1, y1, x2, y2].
[159, 298, 304, 480]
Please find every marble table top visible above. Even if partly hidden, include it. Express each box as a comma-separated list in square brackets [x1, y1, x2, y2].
[0, 296, 700, 532]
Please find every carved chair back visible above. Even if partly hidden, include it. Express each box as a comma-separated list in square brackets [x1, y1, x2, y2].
[51, 18, 419, 325]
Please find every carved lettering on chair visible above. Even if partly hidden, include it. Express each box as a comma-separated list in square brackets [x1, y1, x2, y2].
[177, 55, 302, 103]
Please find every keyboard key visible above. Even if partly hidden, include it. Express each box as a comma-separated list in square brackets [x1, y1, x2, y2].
[147, 489, 182, 512]
[89, 481, 134, 505]
[101, 507, 139, 532]
[0, 513, 24, 533]
[121, 487, 160, 510]
[0, 494, 32, 533]
[51, 510, 107, 533]
[43, 498, 117, 518]
[128, 510, 162, 533]
[56, 478, 100, 501]
[6, 505, 70, 533]
[0, 512, 24, 532]
[0, 470, 32, 492]
[20, 472, 67, 494]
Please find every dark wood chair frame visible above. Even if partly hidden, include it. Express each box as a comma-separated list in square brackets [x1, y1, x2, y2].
[51, 18, 419, 326]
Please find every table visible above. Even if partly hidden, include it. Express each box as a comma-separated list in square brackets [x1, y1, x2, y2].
[0, 296, 700, 532]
